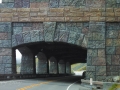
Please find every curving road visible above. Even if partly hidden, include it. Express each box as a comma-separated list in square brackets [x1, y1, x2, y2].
[0, 76, 82, 90]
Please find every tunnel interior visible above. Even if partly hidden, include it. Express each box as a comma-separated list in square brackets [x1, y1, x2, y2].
[15, 42, 87, 75]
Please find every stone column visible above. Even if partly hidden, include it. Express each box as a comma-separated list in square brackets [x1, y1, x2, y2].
[86, 22, 106, 81]
[0, 22, 12, 74]
[58, 60, 65, 74]
[36, 52, 47, 74]
[18, 47, 34, 74]
[49, 57, 57, 74]
[66, 62, 71, 74]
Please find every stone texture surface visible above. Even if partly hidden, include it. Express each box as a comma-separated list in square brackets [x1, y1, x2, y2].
[49, 57, 57, 74]
[86, 22, 106, 81]
[43, 22, 56, 42]
[36, 52, 47, 74]
[0, 22, 12, 74]
[58, 60, 65, 74]
[12, 22, 88, 48]
[1, 0, 120, 82]
[106, 23, 120, 78]
[66, 62, 71, 74]
[18, 47, 34, 74]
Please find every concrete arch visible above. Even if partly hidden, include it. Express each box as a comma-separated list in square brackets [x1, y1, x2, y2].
[12, 22, 88, 49]
[49, 57, 57, 74]
[66, 62, 71, 74]
[18, 47, 34, 74]
[58, 60, 65, 74]
[36, 52, 47, 74]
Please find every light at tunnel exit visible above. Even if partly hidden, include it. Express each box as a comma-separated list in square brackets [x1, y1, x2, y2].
[16, 49, 22, 64]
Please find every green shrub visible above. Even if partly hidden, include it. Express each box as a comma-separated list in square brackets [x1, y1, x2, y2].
[109, 84, 117, 90]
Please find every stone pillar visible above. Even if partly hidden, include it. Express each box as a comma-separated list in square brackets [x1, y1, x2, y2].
[36, 52, 47, 74]
[18, 47, 34, 74]
[66, 62, 71, 74]
[106, 23, 120, 81]
[58, 60, 65, 74]
[0, 22, 12, 74]
[49, 57, 57, 74]
[12, 48, 16, 74]
[86, 22, 106, 81]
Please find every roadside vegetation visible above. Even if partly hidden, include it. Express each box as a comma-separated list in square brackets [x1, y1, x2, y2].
[71, 63, 86, 73]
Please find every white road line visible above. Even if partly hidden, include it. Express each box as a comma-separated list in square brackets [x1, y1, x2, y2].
[66, 80, 80, 90]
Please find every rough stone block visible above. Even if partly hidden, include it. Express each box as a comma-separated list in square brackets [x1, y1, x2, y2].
[0, 23, 11, 32]
[106, 46, 115, 54]
[23, 0, 30, 8]
[98, 49, 105, 57]
[75, 33, 84, 45]
[87, 41, 96, 48]
[23, 32, 31, 43]
[106, 39, 113, 46]
[86, 0, 105, 8]
[12, 35, 17, 47]
[112, 55, 120, 65]
[43, 22, 56, 42]
[106, 30, 118, 38]
[87, 66, 95, 71]
[89, 22, 105, 32]
[13, 27, 23, 34]
[92, 57, 106, 65]
[96, 66, 106, 75]
[14, 0, 23, 8]
[59, 30, 69, 42]
[92, 33, 105, 40]
[4, 56, 12, 63]
[0, 48, 12, 56]
[31, 23, 43, 30]
[30, 30, 40, 42]
[2, 40, 11, 47]
[68, 31, 77, 44]
[7, 3, 14, 8]
[49, 0, 59, 8]
[87, 49, 97, 57]
[15, 34, 24, 45]
[0, 33, 8, 40]
[95, 41, 105, 48]
[86, 72, 95, 80]
[23, 27, 31, 32]
[113, 39, 120, 46]
[116, 47, 120, 54]
[87, 56, 92, 65]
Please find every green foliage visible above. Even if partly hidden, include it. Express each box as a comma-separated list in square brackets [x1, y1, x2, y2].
[71, 63, 86, 73]
[109, 84, 117, 90]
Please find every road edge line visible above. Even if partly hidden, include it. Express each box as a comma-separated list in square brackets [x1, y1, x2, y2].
[66, 80, 80, 90]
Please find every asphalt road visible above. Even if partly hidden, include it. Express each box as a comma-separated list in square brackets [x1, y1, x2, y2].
[0, 76, 82, 90]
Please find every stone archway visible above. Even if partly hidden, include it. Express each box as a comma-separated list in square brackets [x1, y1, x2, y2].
[11, 22, 107, 81]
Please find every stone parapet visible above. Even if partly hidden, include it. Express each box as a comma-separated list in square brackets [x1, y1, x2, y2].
[0, 7, 119, 22]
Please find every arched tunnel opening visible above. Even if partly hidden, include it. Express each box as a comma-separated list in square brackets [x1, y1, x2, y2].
[15, 42, 87, 78]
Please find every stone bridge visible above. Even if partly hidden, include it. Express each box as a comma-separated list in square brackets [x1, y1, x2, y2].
[0, 0, 120, 81]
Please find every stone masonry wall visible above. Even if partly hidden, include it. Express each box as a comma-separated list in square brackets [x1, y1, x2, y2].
[0, 22, 12, 74]
[0, 0, 120, 81]
[106, 23, 120, 77]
